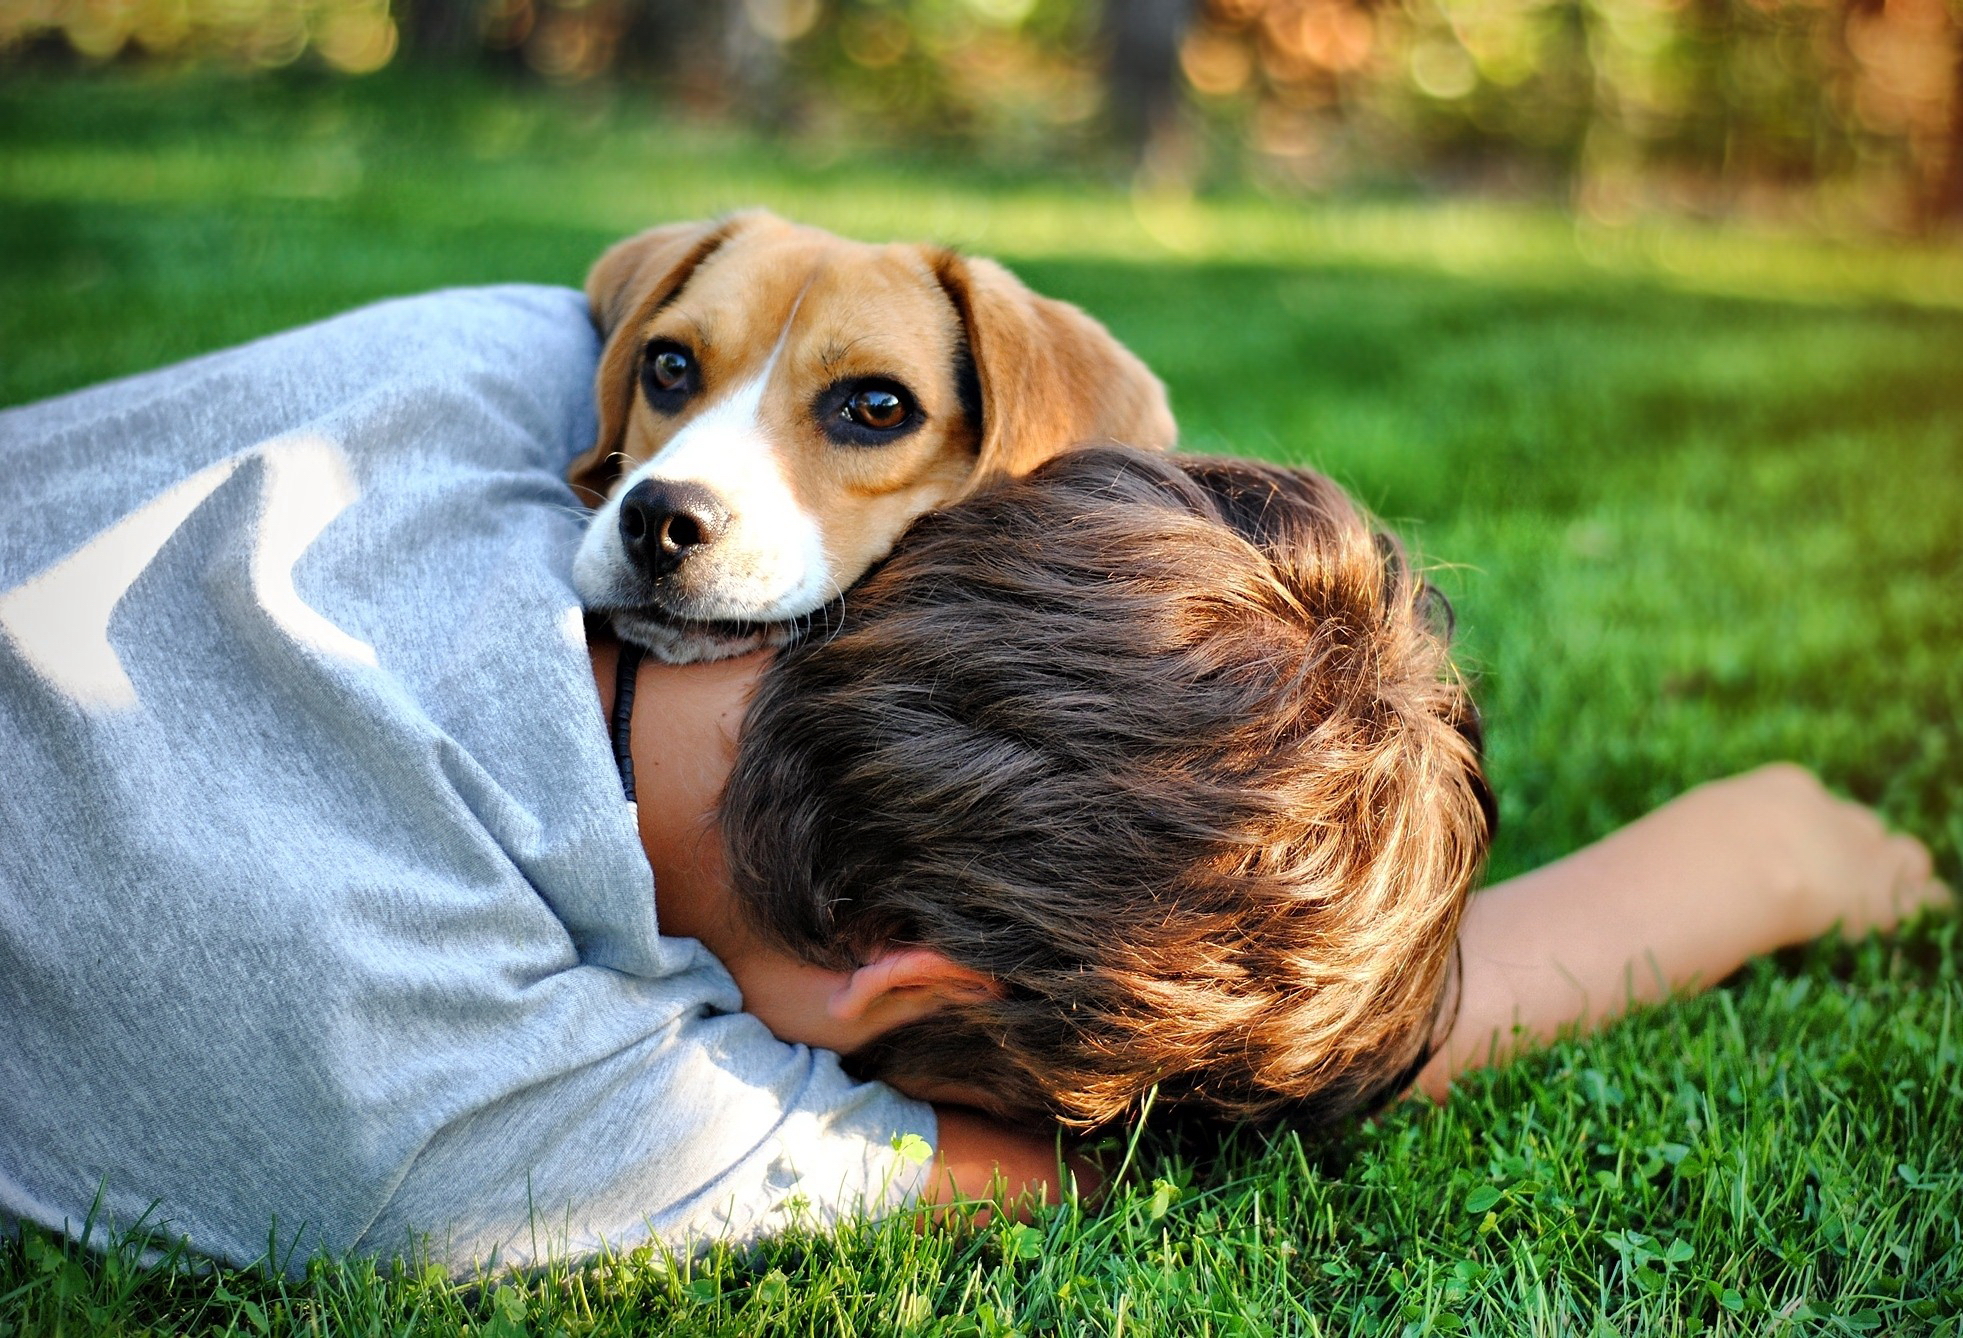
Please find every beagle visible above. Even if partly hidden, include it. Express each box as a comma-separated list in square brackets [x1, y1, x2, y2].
[569, 210, 1176, 663]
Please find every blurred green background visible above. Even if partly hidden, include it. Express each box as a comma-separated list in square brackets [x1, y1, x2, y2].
[5, 0, 1963, 234]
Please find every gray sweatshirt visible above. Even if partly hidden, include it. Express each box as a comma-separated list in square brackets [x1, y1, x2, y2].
[0, 285, 931, 1274]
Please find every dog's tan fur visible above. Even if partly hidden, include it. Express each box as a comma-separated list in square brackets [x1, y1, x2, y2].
[570, 210, 1176, 662]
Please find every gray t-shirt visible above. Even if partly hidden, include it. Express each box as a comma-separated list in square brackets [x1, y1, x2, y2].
[0, 286, 933, 1273]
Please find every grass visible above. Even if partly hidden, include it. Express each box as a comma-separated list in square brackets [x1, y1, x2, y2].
[3, 69, 1962, 1336]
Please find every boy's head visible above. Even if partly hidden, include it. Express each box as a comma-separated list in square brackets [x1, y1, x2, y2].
[720, 446, 1494, 1130]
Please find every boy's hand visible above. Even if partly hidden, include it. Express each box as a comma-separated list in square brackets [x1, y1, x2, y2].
[1739, 762, 1950, 941]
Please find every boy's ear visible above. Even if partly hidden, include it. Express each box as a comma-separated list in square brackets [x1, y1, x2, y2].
[827, 948, 1002, 1029]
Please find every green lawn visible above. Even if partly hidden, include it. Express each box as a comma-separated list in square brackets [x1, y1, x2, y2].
[4, 71, 1961, 1336]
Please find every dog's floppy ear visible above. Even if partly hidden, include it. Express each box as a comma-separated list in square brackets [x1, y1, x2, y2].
[931, 251, 1176, 486]
[569, 213, 755, 501]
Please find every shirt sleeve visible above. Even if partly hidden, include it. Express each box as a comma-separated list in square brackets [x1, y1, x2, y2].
[352, 976, 937, 1271]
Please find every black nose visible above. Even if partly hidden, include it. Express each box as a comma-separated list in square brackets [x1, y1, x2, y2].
[617, 480, 728, 579]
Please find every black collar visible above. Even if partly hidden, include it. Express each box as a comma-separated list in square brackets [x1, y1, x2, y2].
[610, 641, 646, 802]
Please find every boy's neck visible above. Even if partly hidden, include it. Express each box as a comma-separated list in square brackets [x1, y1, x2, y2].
[586, 625, 763, 946]
[583, 628, 892, 1052]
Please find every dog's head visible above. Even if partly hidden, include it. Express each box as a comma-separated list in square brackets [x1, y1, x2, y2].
[569, 210, 1176, 662]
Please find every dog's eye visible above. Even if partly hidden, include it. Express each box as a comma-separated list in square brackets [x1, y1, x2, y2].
[847, 386, 908, 431]
[650, 350, 691, 389]
[815, 377, 922, 446]
[641, 341, 698, 408]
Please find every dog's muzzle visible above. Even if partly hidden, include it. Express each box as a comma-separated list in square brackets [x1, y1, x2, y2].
[617, 478, 728, 580]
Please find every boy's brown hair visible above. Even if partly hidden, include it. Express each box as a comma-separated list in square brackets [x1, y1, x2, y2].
[721, 447, 1494, 1130]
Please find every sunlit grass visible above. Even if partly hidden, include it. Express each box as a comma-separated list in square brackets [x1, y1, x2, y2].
[3, 69, 1961, 1335]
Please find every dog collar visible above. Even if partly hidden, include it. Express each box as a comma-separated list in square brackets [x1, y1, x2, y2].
[610, 641, 645, 802]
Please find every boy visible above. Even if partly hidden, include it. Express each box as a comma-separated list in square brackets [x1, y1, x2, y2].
[617, 444, 1945, 1182]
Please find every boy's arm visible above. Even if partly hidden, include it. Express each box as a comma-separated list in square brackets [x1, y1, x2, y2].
[1418, 763, 1949, 1099]
[911, 766, 1946, 1204]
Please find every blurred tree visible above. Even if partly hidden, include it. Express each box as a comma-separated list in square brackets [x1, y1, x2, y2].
[615, 0, 722, 85]
[401, 0, 480, 62]
[725, 0, 806, 127]
[5, 0, 1958, 230]
[1932, 10, 1963, 221]
[1103, 0, 1197, 163]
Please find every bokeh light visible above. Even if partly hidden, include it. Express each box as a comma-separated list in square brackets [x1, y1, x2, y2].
[1, 0, 1958, 232]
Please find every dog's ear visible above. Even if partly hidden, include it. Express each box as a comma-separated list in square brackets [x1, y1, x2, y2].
[930, 251, 1176, 487]
[569, 213, 758, 502]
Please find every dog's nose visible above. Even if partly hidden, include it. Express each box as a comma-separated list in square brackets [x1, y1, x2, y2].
[617, 480, 728, 579]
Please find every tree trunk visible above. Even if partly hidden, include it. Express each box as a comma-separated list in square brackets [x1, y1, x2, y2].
[723, 0, 795, 128]
[1102, 0, 1196, 162]
[1932, 22, 1963, 225]
[399, 0, 480, 63]
[615, 0, 718, 81]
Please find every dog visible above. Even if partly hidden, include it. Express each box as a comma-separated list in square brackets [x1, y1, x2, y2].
[569, 210, 1177, 663]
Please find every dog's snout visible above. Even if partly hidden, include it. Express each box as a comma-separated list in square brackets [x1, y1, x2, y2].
[618, 480, 728, 578]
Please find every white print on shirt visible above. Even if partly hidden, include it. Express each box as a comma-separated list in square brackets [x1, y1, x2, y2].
[0, 434, 376, 711]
